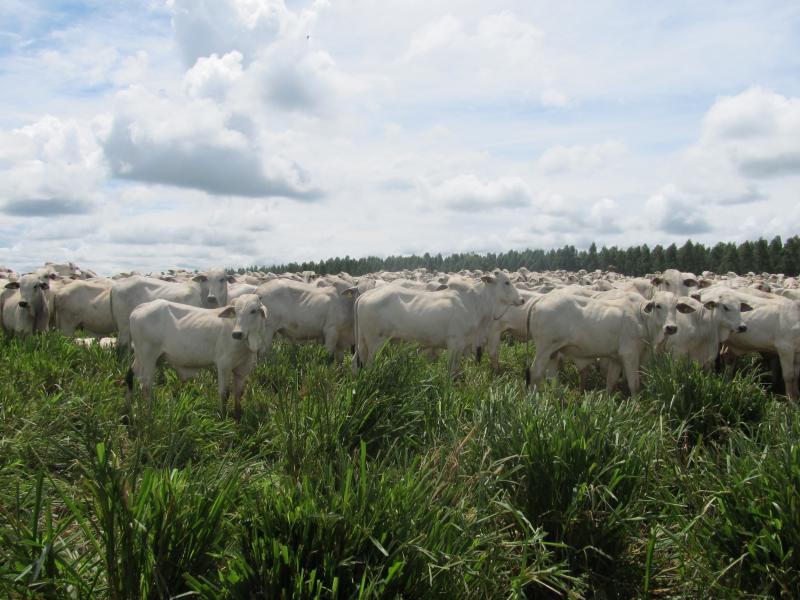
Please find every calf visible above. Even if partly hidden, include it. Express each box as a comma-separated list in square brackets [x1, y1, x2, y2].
[126, 293, 267, 418]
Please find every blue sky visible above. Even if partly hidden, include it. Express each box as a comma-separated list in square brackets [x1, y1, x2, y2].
[1, 0, 799, 274]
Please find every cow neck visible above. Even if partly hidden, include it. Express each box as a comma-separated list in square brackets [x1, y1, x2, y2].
[461, 281, 496, 321]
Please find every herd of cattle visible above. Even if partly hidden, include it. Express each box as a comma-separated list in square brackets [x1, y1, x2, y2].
[2, 261, 799, 417]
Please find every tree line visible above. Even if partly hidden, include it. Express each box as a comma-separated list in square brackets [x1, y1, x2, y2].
[239, 236, 800, 278]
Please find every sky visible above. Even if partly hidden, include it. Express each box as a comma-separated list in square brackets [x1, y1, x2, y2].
[1, 0, 799, 274]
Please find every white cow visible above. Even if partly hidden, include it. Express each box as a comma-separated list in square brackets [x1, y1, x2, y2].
[352, 270, 524, 375]
[127, 293, 267, 418]
[53, 279, 115, 337]
[666, 293, 752, 368]
[255, 279, 361, 362]
[112, 267, 235, 348]
[718, 291, 800, 399]
[527, 291, 692, 395]
[2, 274, 52, 335]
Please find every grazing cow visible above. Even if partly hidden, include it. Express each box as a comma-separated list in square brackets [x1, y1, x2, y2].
[526, 291, 692, 395]
[666, 293, 752, 368]
[352, 270, 524, 375]
[255, 279, 361, 362]
[126, 293, 267, 418]
[111, 267, 235, 348]
[53, 279, 115, 337]
[719, 291, 800, 399]
[2, 273, 52, 335]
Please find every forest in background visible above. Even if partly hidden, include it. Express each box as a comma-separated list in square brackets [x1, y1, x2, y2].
[240, 236, 800, 277]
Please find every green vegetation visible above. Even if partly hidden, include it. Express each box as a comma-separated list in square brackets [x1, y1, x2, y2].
[1, 333, 798, 598]
[243, 235, 800, 278]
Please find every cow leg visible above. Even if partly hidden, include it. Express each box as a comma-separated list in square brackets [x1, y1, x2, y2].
[620, 354, 640, 396]
[366, 336, 387, 365]
[777, 347, 798, 400]
[217, 366, 232, 417]
[447, 343, 464, 377]
[132, 352, 157, 416]
[486, 330, 502, 372]
[231, 359, 254, 421]
[605, 360, 622, 395]
[529, 344, 554, 389]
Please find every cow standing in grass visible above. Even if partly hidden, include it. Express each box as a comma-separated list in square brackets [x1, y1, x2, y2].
[126, 293, 267, 419]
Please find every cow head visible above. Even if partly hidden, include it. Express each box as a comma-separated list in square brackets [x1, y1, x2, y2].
[642, 291, 689, 347]
[220, 293, 267, 352]
[482, 270, 524, 306]
[11, 273, 48, 316]
[703, 293, 753, 341]
[195, 267, 235, 307]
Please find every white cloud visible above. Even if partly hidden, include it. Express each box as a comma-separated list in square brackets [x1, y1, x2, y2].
[645, 186, 711, 235]
[536, 141, 627, 174]
[695, 87, 800, 178]
[0, 116, 105, 216]
[428, 175, 532, 211]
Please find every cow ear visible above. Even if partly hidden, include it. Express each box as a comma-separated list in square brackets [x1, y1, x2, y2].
[5, 281, 20, 289]
[48, 272, 58, 280]
[218, 306, 236, 318]
[40, 282, 49, 290]
[341, 286, 358, 298]
[259, 306, 268, 318]
[643, 301, 654, 314]
[690, 293, 701, 301]
[193, 274, 208, 282]
[650, 276, 663, 286]
[436, 284, 448, 291]
[683, 279, 698, 287]
[481, 275, 496, 284]
[740, 302, 754, 312]
[703, 300, 717, 310]
[227, 275, 236, 283]
[677, 302, 696, 314]
[698, 279, 712, 288]
[163, 276, 177, 282]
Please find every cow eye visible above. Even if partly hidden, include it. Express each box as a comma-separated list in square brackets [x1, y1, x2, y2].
[656, 304, 661, 309]
[723, 305, 729, 312]
[505, 281, 510, 285]
[250, 309, 256, 314]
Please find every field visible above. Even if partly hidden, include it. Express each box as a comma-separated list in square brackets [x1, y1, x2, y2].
[1, 332, 798, 598]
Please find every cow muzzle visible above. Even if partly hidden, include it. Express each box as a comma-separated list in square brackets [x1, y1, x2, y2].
[18, 301, 29, 308]
[206, 296, 218, 306]
[737, 325, 747, 333]
[232, 330, 244, 340]
[514, 298, 525, 306]
[664, 325, 677, 335]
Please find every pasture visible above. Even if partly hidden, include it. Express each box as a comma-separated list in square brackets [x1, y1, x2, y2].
[1, 331, 798, 598]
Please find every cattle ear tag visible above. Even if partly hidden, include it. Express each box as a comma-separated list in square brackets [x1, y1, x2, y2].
[5, 281, 20, 289]
[677, 303, 696, 314]
[643, 302, 654, 314]
[193, 275, 207, 282]
[740, 302, 754, 312]
[218, 306, 236, 318]
[703, 301, 717, 310]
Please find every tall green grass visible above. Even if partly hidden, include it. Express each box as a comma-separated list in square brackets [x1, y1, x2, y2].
[1, 332, 797, 598]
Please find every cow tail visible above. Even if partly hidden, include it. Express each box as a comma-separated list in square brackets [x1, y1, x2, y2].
[125, 366, 134, 391]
